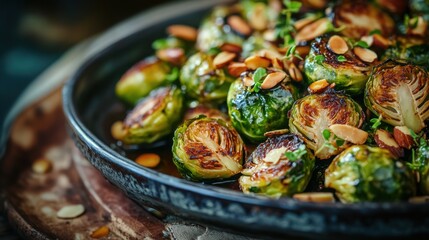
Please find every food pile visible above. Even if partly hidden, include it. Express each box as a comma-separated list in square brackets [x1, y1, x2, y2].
[110, 0, 429, 203]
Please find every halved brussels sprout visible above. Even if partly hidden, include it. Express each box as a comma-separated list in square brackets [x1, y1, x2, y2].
[325, 145, 416, 203]
[115, 58, 177, 105]
[365, 60, 429, 133]
[180, 52, 235, 104]
[289, 92, 364, 159]
[227, 75, 298, 142]
[239, 134, 315, 198]
[115, 85, 184, 144]
[172, 116, 245, 181]
[196, 6, 244, 52]
[304, 36, 374, 95]
[331, 0, 395, 39]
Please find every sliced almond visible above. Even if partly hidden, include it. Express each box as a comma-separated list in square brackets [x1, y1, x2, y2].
[156, 48, 185, 65]
[111, 121, 127, 140]
[135, 153, 161, 168]
[372, 34, 392, 49]
[242, 76, 255, 87]
[293, 192, 335, 203]
[329, 124, 368, 145]
[228, 62, 247, 77]
[220, 43, 242, 53]
[261, 71, 287, 89]
[308, 79, 330, 94]
[213, 51, 236, 69]
[328, 35, 349, 54]
[294, 15, 319, 31]
[288, 63, 303, 82]
[353, 47, 377, 63]
[393, 126, 414, 149]
[167, 25, 198, 41]
[244, 55, 271, 70]
[295, 46, 311, 58]
[263, 147, 287, 164]
[249, 3, 268, 31]
[272, 58, 284, 70]
[90, 226, 110, 238]
[295, 18, 330, 43]
[409, 196, 429, 203]
[227, 15, 252, 36]
[263, 29, 277, 42]
[57, 204, 85, 219]
[258, 49, 283, 61]
[32, 158, 52, 174]
[374, 129, 404, 158]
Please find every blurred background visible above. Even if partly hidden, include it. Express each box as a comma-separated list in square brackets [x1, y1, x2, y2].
[0, 0, 174, 129]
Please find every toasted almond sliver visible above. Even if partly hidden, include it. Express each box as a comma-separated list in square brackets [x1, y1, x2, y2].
[244, 55, 271, 70]
[156, 48, 185, 65]
[329, 124, 368, 145]
[90, 226, 110, 239]
[227, 15, 252, 36]
[353, 47, 377, 63]
[372, 34, 392, 49]
[57, 204, 85, 219]
[294, 15, 318, 31]
[249, 3, 268, 31]
[258, 49, 283, 61]
[328, 35, 349, 54]
[295, 18, 330, 43]
[272, 58, 284, 70]
[220, 43, 242, 53]
[261, 71, 286, 89]
[308, 79, 330, 94]
[213, 51, 236, 69]
[32, 158, 52, 174]
[167, 25, 198, 41]
[228, 62, 247, 77]
[288, 63, 303, 82]
[242, 76, 255, 87]
[295, 46, 311, 57]
[293, 192, 335, 203]
[136, 153, 161, 168]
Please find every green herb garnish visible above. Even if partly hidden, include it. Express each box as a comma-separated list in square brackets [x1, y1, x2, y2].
[252, 67, 268, 92]
[354, 40, 369, 49]
[285, 144, 307, 161]
[337, 55, 347, 62]
[315, 54, 325, 64]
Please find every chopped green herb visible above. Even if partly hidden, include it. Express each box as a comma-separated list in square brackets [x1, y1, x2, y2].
[369, 29, 382, 35]
[315, 54, 325, 64]
[285, 144, 307, 161]
[284, 0, 302, 13]
[152, 39, 169, 50]
[354, 40, 369, 49]
[207, 47, 221, 55]
[337, 55, 347, 62]
[252, 67, 268, 92]
[369, 115, 382, 130]
[322, 129, 331, 140]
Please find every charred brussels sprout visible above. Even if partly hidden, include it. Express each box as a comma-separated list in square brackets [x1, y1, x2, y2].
[115, 59, 177, 105]
[331, 0, 394, 39]
[239, 134, 315, 198]
[325, 145, 416, 203]
[115, 86, 184, 144]
[180, 52, 235, 104]
[365, 60, 429, 133]
[289, 93, 364, 159]
[304, 36, 374, 95]
[227, 76, 298, 142]
[196, 7, 244, 52]
[172, 116, 245, 181]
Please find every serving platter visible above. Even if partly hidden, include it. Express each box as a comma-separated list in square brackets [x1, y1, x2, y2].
[62, 0, 429, 238]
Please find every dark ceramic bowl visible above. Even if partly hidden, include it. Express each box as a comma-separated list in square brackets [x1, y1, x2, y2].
[63, 0, 429, 238]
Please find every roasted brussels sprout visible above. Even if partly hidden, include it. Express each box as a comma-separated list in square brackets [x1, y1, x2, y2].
[289, 93, 365, 159]
[180, 52, 235, 104]
[304, 36, 374, 95]
[325, 145, 416, 203]
[172, 116, 245, 181]
[239, 134, 315, 198]
[115, 59, 177, 105]
[331, 0, 395, 39]
[227, 75, 298, 142]
[196, 7, 244, 52]
[365, 60, 429, 133]
[115, 86, 184, 144]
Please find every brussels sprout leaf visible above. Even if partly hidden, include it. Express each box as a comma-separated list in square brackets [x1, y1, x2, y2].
[315, 55, 325, 64]
[252, 67, 268, 92]
[337, 55, 347, 62]
[285, 144, 307, 161]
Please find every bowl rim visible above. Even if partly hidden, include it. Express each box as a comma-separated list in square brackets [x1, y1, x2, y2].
[62, 0, 429, 216]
